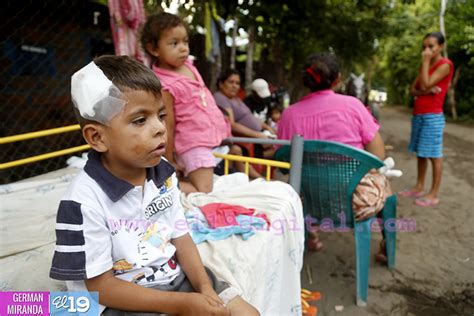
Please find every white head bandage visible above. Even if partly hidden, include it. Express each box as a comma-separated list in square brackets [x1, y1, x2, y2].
[71, 61, 127, 124]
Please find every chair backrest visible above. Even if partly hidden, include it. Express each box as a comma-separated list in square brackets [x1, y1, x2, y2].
[275, 140, 384, 227]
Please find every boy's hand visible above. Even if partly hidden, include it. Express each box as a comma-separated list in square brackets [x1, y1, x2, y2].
[200, 285, 225, 305]
[178, 292, 230, 316]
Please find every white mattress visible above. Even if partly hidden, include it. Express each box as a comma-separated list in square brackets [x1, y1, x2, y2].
[0, 168, 304, 315]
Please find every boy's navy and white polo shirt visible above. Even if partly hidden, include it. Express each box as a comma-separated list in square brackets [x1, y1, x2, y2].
[50, 151, 189, 291]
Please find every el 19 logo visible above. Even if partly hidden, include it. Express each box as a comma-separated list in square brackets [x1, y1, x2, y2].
[52, 295, 89, 312]
[50, 292, 98, 315]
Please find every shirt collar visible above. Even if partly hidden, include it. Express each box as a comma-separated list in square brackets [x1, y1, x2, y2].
[300, 89, 334, 101]
[84, 151, 175, 202]
[311, 89, 335, 96]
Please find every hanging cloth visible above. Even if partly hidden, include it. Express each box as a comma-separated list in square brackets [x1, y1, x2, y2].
[204, 2, 213, 62]
[204, 1, 225, 63]
[108, 0, 148, 64]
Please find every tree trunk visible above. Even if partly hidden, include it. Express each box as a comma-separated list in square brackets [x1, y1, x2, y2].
[230, 17, 238, 69]
[439, 0, 458, 119]
[447, 67, 460, 120]
[245, 25, 255, 93]
[439, 0, 448, 56]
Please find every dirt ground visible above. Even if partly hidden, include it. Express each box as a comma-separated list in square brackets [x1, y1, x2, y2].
[301, 106, 474, 316]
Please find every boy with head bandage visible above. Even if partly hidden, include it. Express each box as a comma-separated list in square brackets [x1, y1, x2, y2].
[50, 55, 258, 315]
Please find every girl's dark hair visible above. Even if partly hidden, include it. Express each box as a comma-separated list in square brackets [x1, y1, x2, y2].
[217, 68, 241, 88]
[424, 32, 445, 44]
[302, 52, 340, 92]
[141, 12, 187, 60]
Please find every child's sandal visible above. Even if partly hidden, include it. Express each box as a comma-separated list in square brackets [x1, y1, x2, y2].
[301, 289, 321, 316]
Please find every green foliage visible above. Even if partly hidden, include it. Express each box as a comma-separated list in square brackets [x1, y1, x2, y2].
[376, 0, 474, 118]
[445, 0, 474, 118]
[146, 0, 474, 119]
[91, 0, 108, 6]
[208, 0, 395, 95]
[377, 0, 438, 105]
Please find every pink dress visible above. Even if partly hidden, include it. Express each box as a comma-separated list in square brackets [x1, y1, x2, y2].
[277, 90, 379, 149]
[152, 60, 230, 156]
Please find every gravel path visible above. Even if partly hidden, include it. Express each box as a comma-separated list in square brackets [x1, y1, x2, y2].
[302, 106, 474, 316]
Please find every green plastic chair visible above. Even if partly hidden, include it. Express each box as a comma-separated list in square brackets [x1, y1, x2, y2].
[275, 140, 397, 307]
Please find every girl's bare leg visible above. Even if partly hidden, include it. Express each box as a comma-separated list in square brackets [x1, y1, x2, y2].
[178, 181, 198, 195]
[233, 162, 262, 179]
[229, 145, 262, 179]
[425, 157, 443, 199]
[413, 157, 428, 192]
[188, 167, 214, 193]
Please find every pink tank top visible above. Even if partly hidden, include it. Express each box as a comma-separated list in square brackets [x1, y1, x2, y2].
[153, 60, 231, 154]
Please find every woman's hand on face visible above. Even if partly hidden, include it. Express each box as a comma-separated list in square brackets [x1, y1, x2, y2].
[422, 47, 434, 61]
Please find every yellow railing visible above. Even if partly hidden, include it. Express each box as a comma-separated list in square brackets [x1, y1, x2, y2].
[0, 124, 81, 144]
[1, 126, 290, 178]
[0, 144, 91, 170]
[213, 153, 290, 180]
[0, 124, 86, 170]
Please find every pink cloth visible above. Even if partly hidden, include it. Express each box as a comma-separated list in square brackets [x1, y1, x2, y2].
[277, 90, 379, 149]
[108, 0, 147, 63]
[153, 60, 231, 155]
[200, 203, 270, 229]
[175, 146, 216, 176]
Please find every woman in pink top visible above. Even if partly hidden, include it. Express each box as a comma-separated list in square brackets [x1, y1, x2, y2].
[278, 52, 387, 261]
[141, 13, 231, 194]
[278, 53, 384, 156]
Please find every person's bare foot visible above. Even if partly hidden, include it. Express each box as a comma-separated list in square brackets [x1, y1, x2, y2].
[306, 231, 323, 251]
[306, 236, 323, 252]
[375, 240, 387, 265]
[421, 193, 438, 200]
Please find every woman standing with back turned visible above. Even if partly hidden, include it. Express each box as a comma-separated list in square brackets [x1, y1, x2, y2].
[400, 32, 454, 207]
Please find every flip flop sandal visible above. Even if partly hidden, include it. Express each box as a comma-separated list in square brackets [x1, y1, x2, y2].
[301, 289, 320, 316]
[302, 304, 318, 316]
[398, 189, 424, 198]
[374, 240, 388, 264]
[375, 252, 388, 264]
[375, 240, 388, 265]
[415, 197, 440, 207]
[301, 289, 322, 301]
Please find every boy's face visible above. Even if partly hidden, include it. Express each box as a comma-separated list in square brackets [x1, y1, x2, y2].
[100, 90, 167, 173]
